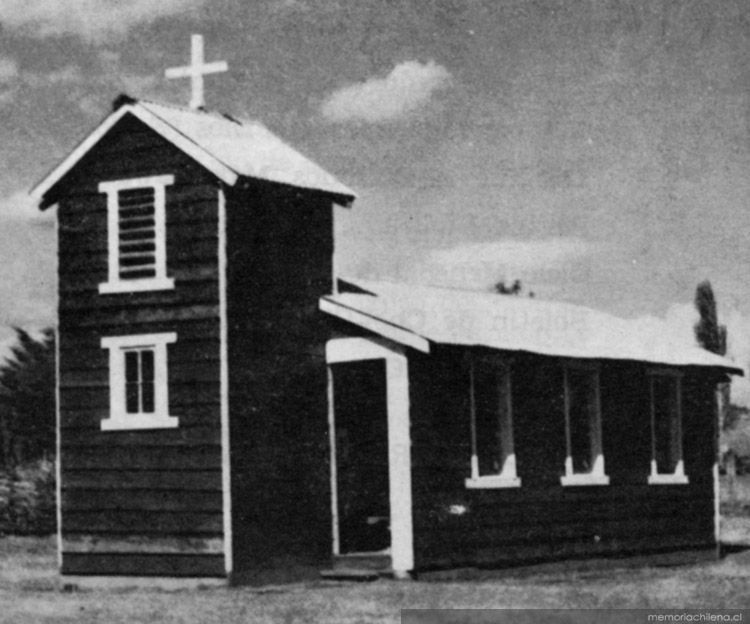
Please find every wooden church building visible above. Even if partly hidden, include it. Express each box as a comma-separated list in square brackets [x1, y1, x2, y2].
[31, 39, 742, 583]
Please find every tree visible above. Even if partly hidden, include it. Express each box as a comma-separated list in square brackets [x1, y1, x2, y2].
[693, 280, 730, 425]
[0, 328, 55, 470]
[694, 280, 727, 356]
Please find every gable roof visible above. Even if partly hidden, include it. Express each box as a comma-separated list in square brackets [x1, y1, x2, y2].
[320, 279, 743, 373]
[31, 97, 356, 205]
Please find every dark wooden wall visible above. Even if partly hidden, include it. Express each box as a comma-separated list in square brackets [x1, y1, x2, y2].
[55, 114, 225, 577]
[408, 347, 720, 571]
[226, 181, 334, 577]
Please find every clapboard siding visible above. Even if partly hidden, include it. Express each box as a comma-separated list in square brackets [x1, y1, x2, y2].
[408, 349, 720, 570]
[58, 321, 219, 349]
[62, 553, 225, 577]
[60, 405, 220, 430]
[226, 181, 335, 574]
[59, 383, 220, 412]
[59, 306, 220, 328]
[63, 489, 222, 511]
[55, 113, 225, 577]
[64, 470, 222, 491]
[62, 535, 224, 554]
[61, 446, 222, 470]
[62, 510, 223, 533]
[62, 427, 222, 445]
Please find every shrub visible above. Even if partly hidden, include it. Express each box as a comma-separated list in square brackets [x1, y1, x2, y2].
[0, 459, 56, 535]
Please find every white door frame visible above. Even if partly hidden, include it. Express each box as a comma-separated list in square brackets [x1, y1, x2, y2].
[326, 336, 414, 575]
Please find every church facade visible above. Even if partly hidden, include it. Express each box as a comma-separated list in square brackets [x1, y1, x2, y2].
[31, 41, 741, 581]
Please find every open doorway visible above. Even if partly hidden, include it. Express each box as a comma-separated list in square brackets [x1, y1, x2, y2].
[332, 359, 390, 554]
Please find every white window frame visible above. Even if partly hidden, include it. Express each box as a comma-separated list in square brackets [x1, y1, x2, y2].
[100, 332, 179, 431]
[561, 362, 609, 486]
[465, 357, 520, 489]
[648, 369, 688, 485]
[98, 174, 175, 294]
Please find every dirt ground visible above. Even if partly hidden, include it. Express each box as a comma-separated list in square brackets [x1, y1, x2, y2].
[2, 476, 750, 623]
[2, 535, 750, 624]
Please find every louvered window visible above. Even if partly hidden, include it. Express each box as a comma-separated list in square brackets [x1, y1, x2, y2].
[98, 174, 175, 294]
[118, 188, 157, 280]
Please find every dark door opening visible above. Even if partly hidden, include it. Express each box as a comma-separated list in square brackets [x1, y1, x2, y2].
[333, 359, 390, 554]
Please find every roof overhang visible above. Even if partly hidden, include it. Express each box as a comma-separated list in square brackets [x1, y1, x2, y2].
[319, 297, 431, 353]
[31, 103, 240, 205]
[320, 284, 745, 375]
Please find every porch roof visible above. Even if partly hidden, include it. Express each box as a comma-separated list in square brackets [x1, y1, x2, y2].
[320, 279, 743, 374]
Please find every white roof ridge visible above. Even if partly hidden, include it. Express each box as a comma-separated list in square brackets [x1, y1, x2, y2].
[136, 98, 250, 127]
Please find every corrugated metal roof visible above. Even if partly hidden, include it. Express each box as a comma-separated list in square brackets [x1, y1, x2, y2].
[321, 279, 743, 373]
[138, 101, 356, 199]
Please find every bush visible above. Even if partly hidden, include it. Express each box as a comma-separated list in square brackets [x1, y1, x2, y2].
[0, 459, 56, 535]
[0, 328, 55, 469]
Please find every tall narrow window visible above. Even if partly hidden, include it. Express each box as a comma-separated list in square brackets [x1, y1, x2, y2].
[100, 333, 178, 431]
[465, 359, 520, 489]
[648, 371, 688, 484]
[561, 364, 609, 486]
[125, 348, 155, 414]
[98, 174, 175, 294]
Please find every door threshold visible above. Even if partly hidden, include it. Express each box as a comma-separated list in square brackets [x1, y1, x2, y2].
[332, 551, 392, 573]
[338, 549, 391, 557]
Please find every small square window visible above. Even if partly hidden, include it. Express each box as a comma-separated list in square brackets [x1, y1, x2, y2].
[98, 175, 175, 294]
[100, 333, 178, 431]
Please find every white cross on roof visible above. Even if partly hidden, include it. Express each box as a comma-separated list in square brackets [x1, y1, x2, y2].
[165, 34, 228, 110]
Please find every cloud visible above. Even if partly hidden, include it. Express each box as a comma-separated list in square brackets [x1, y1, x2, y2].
[0, 191, 55, 224]
[0, 0, 207, 43]
[0, 199, 56, 332]
[408, 237, 603, 291]
[430, 238, 599, 271]
[268, 0, 312, 13]
[320, 60, 451, 123]
[0, 58, 19, 83]
[23, 65, 84, 89]
[0, 60, 87, 109]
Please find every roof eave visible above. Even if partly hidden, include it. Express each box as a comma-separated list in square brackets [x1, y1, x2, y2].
[319, 297, 430, 353]
[320, 295, 745, 375]
[236, 175, 356, 207]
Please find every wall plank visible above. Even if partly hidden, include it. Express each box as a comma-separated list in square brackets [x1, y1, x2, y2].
[61, 553, 225, 577]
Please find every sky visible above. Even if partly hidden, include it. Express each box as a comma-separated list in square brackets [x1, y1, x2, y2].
[1, 0, 750, 396]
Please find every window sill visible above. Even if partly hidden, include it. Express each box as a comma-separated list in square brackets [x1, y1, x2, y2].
[465, 475, 521, 489]
[101, 414, 179, 431]
[560, 473, 610, 487]
[99, 277, 175, 294]
[648, 473, 689, 485]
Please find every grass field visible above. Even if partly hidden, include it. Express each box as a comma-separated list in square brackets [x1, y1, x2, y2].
[2, 535, 750, 623]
